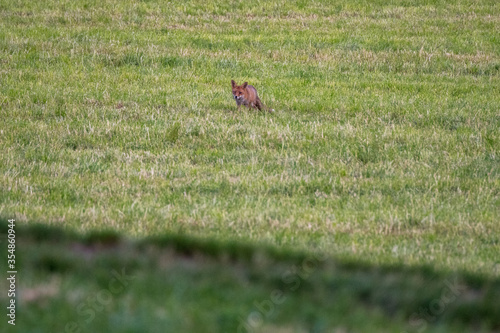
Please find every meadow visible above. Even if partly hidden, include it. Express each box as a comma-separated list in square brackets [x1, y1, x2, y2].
[0, 0, 499, 331]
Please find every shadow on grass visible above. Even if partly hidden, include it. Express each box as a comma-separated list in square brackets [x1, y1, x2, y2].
[1, 219, 499, 332]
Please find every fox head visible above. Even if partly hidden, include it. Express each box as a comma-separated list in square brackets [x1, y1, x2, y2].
[231, 80, 248, 102]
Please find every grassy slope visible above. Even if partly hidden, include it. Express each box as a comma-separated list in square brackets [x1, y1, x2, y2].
[2, 0, 498, 275]
[1, 222, 500, 333]
[0, 0, 499, 330]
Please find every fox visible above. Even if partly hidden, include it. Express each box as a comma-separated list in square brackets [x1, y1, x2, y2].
[231, 80, 273, 112]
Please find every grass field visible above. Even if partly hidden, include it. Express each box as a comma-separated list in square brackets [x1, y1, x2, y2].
[0, 0, 499, 332]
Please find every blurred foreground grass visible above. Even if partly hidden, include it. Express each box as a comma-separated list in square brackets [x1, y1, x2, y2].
[1, 221, 500, 332]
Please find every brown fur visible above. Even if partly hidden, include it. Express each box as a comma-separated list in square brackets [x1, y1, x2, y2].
[231, 80, 272, 112]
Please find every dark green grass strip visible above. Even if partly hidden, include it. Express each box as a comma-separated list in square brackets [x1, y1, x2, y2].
[2, 219, 499, 332]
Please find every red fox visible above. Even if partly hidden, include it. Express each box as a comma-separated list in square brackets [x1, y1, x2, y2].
[231, 80, 273, 112]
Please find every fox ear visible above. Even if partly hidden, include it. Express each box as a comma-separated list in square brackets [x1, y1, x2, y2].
[231, 80, 236, 88]
[242, 82, 248, 88]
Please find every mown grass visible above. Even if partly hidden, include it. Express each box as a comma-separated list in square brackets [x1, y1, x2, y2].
[1, 0, 499, 274]
[0, 1, 499, 329]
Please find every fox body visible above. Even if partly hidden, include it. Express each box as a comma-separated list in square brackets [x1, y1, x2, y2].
[231, 80, 271, 112]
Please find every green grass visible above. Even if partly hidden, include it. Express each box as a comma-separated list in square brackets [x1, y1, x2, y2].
[0, 0, 499, 331]
[2, 222, 500, 333]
